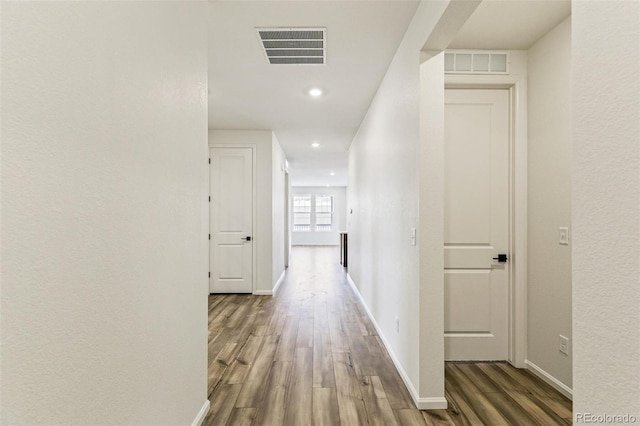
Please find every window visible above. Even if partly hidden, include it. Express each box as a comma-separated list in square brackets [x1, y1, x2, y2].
[315, 195, 333, 231]
[293, 195, 311, 231]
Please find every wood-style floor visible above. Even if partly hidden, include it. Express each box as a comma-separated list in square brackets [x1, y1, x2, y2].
[205, 246, 572, 425]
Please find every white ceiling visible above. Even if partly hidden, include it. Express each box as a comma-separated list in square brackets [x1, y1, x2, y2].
[208, 1, 419, 187]
[449, 0, 571, 50]
[208, 1, 571, 187]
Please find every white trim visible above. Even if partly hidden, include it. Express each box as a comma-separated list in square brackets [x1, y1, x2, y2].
[346, 274, 448, 410]
[291, 243, 340, 247]
[272, 270, 286, 296]
[253, 270, 286, 296]
[191, 400, 210, 426]
[525, 360, 573, 400]
[209, 144, 258, 294]
[415, 397, 449, 410]
[445, 68, 528, 368]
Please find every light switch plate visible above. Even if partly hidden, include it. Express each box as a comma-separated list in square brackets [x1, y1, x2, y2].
[559, 227, 569, 245]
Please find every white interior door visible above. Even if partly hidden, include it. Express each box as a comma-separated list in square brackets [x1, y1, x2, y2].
[444, 89, 510, 361]
[210, 147, 253, 293]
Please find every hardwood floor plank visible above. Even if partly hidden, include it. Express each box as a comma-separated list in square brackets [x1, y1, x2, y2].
[226, 303, 249, 329]
[374, 356, 415, 410]
[253, 361, 292, 426]
[208, 327, 232, 364]
[313, 325, 336, 388]
[328, 313, 350, 353]
[273, 315, 299, 362]
[333, 351, 369, 425]
[456, 363, 500, 394]
[345, 320, 377, 377]
[394, 408, 428, 426]
[203, 383, 242, 426]
[421, 409, 456, 426]
[252, 324, 268, 336]
[507, 390, 570, 426]
[226, 408, 256, 426]
[445, 389, 483, 426]
[475, 362, 526, 392]
[296, 317, 314, 348]
[313, 388, 340, 426]
[284, 347, 313, 426]
[208, 342, 238, 396]
[235, 334, 279, 408]
[360, 376, 398, 426]
[483, 391, 539, 425]
[543, 396, 574, 420]
[446, 364, 510, 425]
[495, 362, 566, 401]
[225, 334, 264, 385]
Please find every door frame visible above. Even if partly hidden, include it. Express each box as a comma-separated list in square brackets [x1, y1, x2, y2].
[209, 144, 258, 294]
[284, 169, 291, 268]
[445, 72, 528, 368]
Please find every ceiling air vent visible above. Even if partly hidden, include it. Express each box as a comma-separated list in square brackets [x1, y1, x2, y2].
[257, 28, 326, 65]
[445, 51, 509, 74]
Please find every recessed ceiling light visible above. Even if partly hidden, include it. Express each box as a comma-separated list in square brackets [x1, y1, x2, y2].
[326, 184, 330, 187]
[309, 88, 323, 97]
[312, 142, 320, 148]
[330, 172, 335, 176]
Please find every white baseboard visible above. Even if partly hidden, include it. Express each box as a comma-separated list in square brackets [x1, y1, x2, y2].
[414, 397, 449, 410]
[525, 360, 573, 400]
[273, 270, 286, 296]
[346, 274, 448, 410]
[191, 400, 210, 426]
[253, 270, 286, 296]
[292, 243, 340, 246]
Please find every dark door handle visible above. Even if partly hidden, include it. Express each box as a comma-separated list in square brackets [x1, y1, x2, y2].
[492, 254, 508, 263]
[241, 236, 252, 241]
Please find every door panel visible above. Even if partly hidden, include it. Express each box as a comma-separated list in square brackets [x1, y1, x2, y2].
[445, 103, 492, 244]
[210, 147, 253, 293]
[444, 270, 492, 332]
[444, 89, 509, 360]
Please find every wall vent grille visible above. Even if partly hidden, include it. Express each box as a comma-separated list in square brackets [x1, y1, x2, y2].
[445, 51, 509, 74]
[257, 27, 326, 65]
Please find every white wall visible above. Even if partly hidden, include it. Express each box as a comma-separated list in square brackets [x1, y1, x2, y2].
[572, 0, 639, 418]
[348, 0, 475, 406]
[272, 134, 287, 285]
[209, 130, 286, 294]
[1, 2, 209, 424]
[418, 52, 446, 400]
[527, 16, 572, 391]
[291, 186, 347, 246]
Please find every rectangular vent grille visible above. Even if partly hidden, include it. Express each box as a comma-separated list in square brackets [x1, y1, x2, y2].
[445, 51, 509, 74]
[257, 27, 326, 65]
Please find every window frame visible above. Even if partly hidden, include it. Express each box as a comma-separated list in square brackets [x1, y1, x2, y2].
[292, 194, 312, 232]
[314, 194, 334, 232]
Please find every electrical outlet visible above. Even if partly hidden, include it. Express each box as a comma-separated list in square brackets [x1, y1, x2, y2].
[559, 227, 569, 245]
[395, 316, 400, 333]
[559, 335, 569, 356]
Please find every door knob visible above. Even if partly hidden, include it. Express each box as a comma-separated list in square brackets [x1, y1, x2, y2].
[241, 236, 252, 241]
[492, 254, 508, 263]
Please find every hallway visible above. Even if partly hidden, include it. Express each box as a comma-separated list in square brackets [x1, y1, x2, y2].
[205, 247, 571, 425]
[205, 246, 422, 425]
